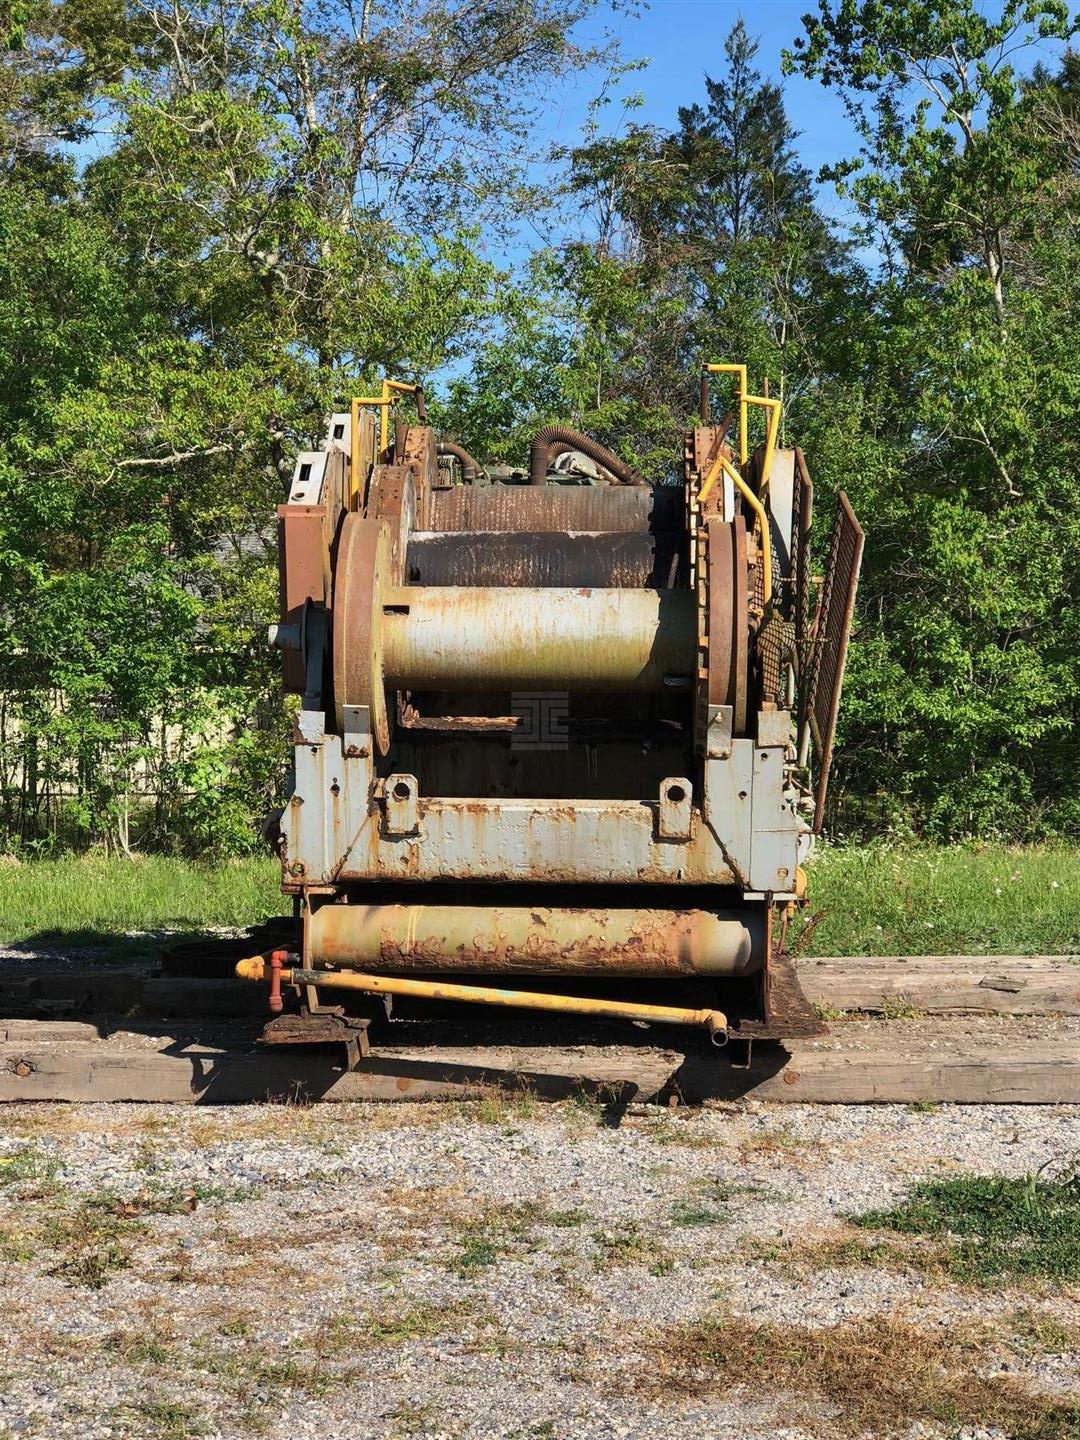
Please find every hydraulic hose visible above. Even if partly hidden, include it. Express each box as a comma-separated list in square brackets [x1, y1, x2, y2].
[546, 440, 619, 485]
[528, 425, 646, 487]
[437, 440, 484, 484]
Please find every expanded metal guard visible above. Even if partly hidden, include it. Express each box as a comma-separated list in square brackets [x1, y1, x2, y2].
[806, 491, 864, 832]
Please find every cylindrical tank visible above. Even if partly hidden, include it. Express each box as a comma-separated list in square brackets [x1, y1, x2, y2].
[308, 903, 765, 977]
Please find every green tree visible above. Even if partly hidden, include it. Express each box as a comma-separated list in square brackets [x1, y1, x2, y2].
[0, 0, 616, 854]
[786, 2, 1080, 836]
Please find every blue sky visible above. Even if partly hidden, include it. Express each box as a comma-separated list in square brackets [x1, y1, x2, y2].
[537, 0, 1073, 236]
[550, 1, 863, 221]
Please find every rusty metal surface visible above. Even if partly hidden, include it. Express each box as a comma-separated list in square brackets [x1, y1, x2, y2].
[732, 953, 827, 1040]
[436, 440, 483, 484]
[332, 514, 391, 750]
[381, 586, 698, 693]
[706, 517, 749, 733]
[396, 426, 436, 524]
[429, 485, 683, 534]
[405, 531, 685, 588]
[308, 903, 764, 977]
[259, 1013, 371, 1045]
[528, 425, 645, 487]
[274, 411, 817, 1032]
[283, 714, 802, 889]
[807, 491, 864, 832]
[365, 465, 416, 581]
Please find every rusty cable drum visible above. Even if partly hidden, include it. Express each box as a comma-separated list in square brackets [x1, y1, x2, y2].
[429, 485, 683, 534]
[333, 514, 393, 752]
[404, 530, 686, 588]
[706, 516, 749, 734]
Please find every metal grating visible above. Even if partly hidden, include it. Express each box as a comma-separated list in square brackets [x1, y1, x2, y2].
[806, 492, 864, 833]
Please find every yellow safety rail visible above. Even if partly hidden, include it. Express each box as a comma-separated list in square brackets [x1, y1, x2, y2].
[351, 377, 423, 473]
[700, 362, 780, 601]
[697, 450, 772, 601]
[236, 956, 729, 1043]
[703, 362, 781, 491]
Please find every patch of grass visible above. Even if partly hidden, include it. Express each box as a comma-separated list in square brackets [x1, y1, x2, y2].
[744, 1227, 952, 1276]
[8, 1180, 247, 1289]
[548, 1207, 587, 1227]
[812, 1001, 848, 1021]
[853, 1167, 1080, 1285]
[193, 1340, 341, 1405]
[878, 994, 922, 1019]
[670, 1198, 728, 1228]
[103, 1331, 176, 1365]
[39, 1196, 150, 1288]
[0, 1143, 60, 1194]
[0, 854, 279, 944]
[593, 1221, 673, 1275]
[738, 1125, 810, 1160]
[792, 842, 1080, 956]
[446, 1199, 549, 1277]
[467, 1088, 543, 1126]
[108, 1399, 209, 1440]
[1004, 1307, 1080, 1355]
[649, 1123, 721, 1150]
[388, 1400, 441, 1436]
[363, 1299, 479, 1346]
[629, 1312, 1079, 1438]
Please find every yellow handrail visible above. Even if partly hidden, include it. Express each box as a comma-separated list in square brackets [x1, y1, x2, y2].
[351, 378, 423, 470]
[235, 957, 728, 1043]
[705, 363, 749, 464]
[697, 449, 773, 602]
[703, 363, 782, 492]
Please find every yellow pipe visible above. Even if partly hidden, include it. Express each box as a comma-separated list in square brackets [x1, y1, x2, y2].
[744, 394, 781, 492]
[235, 957, 728, 1044]
[697, 451, 773, 601]
[352, 378, 423, 457]
[705, 364, 748, 465]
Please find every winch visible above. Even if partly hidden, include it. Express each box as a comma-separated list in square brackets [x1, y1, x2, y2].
[246, 364, 864, 1054]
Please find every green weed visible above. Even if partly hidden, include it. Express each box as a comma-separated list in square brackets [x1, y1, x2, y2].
[853, 1165, 1080, 1285]
[792, 842, 1080, 956]
[0, 855, 279, 945]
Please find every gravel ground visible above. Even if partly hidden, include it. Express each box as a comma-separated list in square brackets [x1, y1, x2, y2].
[0, 1098, 1077, 1440]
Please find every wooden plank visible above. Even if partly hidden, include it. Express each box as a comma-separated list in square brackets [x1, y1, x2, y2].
[2, 956, 1077, 1022]
[1, 1026, 1077, 1105]
[799, 955, 1080, 1015]
[676, 1038, 1080, 1104]
[0, 971, 267, 1018]
[0, 1032, 682, 1105]
[0, 1020, 107, 1043]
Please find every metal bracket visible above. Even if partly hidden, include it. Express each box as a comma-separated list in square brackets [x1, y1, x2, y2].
[341, 704, 372, 760]
[756, 707, 791, 749]
[383, 773, 419, 836]
[707, 704, 733, 759]
[658, 777, 693, 841]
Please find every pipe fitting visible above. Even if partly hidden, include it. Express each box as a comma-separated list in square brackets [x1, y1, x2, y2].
[436, 440, 484, 484]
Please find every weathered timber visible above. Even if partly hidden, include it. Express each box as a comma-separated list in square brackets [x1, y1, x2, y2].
[1, 955, 1078, 1023]
[1, 1021, 1077, 1104]
[0, 970, 267, 1018]
[0, 1028, 679, 1104]
[799, 955, 1080, 1015]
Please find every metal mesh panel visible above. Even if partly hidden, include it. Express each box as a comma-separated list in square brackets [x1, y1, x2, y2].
[805, 492, 864, 832]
